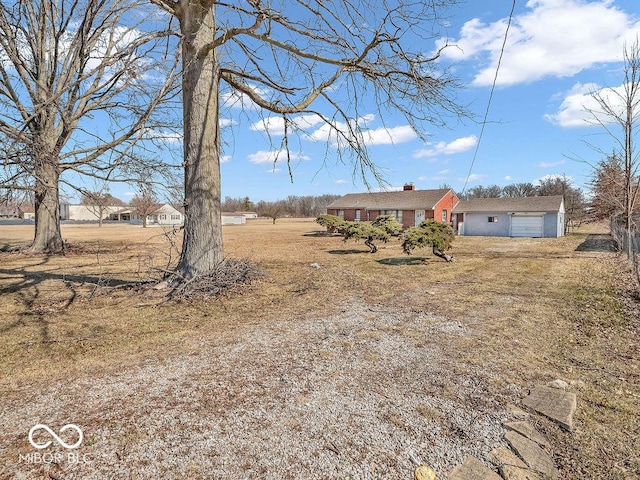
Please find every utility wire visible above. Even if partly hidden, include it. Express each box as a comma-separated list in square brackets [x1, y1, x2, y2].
[461, 0, 517, 195]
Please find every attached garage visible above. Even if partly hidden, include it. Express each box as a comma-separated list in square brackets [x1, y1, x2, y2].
[510, 215, 544, 237]
[453, 196, 565, 238]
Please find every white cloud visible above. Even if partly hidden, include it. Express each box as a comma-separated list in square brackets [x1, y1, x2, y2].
[220, 155, 231, 163]
[305, 114, 416, 147]
[335, 179, 348, 184]
[412, 135, 478, 158]
[440, 0, 640, 86]
[505, 175, 513, 181]
[539, 159, 565, 168]
[250, 114, 324, 135]
[220, 118, 236, 128]
[142, 129, 181, 144]
[458, 173, 486, 184]
[220, 85, 270, 110]
[545, 82, 629, 127]
[247, 149, 310, 164]
[364, 125, 418, 145]
[534, 173, 575, 186]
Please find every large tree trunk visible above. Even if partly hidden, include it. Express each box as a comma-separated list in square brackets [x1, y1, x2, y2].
[30, 158, 63, 254]
[174, 3, 223, 279]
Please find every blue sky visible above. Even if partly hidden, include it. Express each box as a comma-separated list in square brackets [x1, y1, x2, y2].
[122, 0, 640, 203]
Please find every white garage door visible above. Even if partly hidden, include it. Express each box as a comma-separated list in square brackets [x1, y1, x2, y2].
[511, 215, 543, 237]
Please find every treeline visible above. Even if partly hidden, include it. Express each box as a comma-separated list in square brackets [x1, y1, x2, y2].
[221, 194, 342, 220]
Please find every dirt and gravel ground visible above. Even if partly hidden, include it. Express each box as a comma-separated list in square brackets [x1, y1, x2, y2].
[0, 220, 638, 479]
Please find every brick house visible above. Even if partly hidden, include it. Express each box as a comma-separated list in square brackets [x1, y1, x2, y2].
[325, 185, 459, 229]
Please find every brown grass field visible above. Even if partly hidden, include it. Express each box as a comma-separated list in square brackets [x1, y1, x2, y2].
[0, 219, 638, 479]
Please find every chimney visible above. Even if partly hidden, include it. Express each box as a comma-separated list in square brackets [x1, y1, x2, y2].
[403, 183, 415, 191]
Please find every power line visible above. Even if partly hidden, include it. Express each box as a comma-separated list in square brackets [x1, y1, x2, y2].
[461, 0, 517, 195]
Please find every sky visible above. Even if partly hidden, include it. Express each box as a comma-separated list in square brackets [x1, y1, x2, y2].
[120, 0, 640, 203]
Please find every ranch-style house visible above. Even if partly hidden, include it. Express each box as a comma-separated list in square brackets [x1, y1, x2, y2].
[325, 185, 459, 229]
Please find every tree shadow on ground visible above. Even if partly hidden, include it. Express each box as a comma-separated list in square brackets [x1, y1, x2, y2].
[302, 231, 341, 237]
[0, 263, 142, 344]
[377, 257, 428, 266]
[575, 234, 618, 252]
[327, 249, 371, 255]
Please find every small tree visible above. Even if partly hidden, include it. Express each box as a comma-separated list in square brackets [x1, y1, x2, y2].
[402, 220, 455, 262]
[340, 215, 402, 253]
[130, 186, 158, 228]
[316, 214, 347, 234]
[258, 200, 286, 224]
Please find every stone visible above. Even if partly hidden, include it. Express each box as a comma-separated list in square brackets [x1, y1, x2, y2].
[448, 456, 502, 480]
[504, 421, 551, 448]
[488, 446, 527, 469]
[505, 431, 559, 479]
[310, 263, 320, 269]
[507, 403, 530, 419]
[414, 465, 436, 480]
[521, 385, 577, 431]
[547, 379, 569, 390]
[501, 465, 542, 480]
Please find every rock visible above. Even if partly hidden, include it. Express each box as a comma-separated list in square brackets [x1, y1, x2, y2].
[501, 465, 542, 480]
[489, 447, 540, 479]
[448, 456, 502, 480]
[503, 421, 551, 448]
[505, 431, 559, 479]
[547, 379, 569, 390]
[521, 385, 577, 431]
[310, 263, 320, 269]
[414, 465, 436, 480]
[506, 403, 530, 420]
[488, 446, 527, 469]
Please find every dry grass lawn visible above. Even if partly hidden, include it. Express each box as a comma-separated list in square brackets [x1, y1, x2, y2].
[0, 219, 638, 479]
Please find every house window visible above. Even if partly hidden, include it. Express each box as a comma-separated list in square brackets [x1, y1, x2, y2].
[171, 214, 181, 220]
[355, 210, 361, 221]
[159, 214, 167, 220]
[337, 210, 344, 218]
[382, 210, 402, 223]
[442, 210, 447, 223]
[488, 216, 498, 223]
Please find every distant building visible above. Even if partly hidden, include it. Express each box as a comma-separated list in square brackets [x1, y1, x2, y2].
[127, 204, 184, 226]
[60, 204, 123, 221]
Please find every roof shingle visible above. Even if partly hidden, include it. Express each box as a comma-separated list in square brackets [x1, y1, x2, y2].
[326, 188, 454, 210]
[453, 196, 564, 213]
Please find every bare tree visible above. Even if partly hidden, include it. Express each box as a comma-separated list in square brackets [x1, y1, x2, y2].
[150, 0, 466, 282]
[588, 39, 640, 255]
[459, 184, 503, 200]
[256, 200, 286, 224]
[590, 153, 628, 221]
[502, 182, 537, 198]
[0, 0, 179, 253]
[130, 185, 158, 228]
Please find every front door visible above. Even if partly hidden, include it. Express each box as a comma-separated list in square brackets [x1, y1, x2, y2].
[415, 210, 425, 225]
